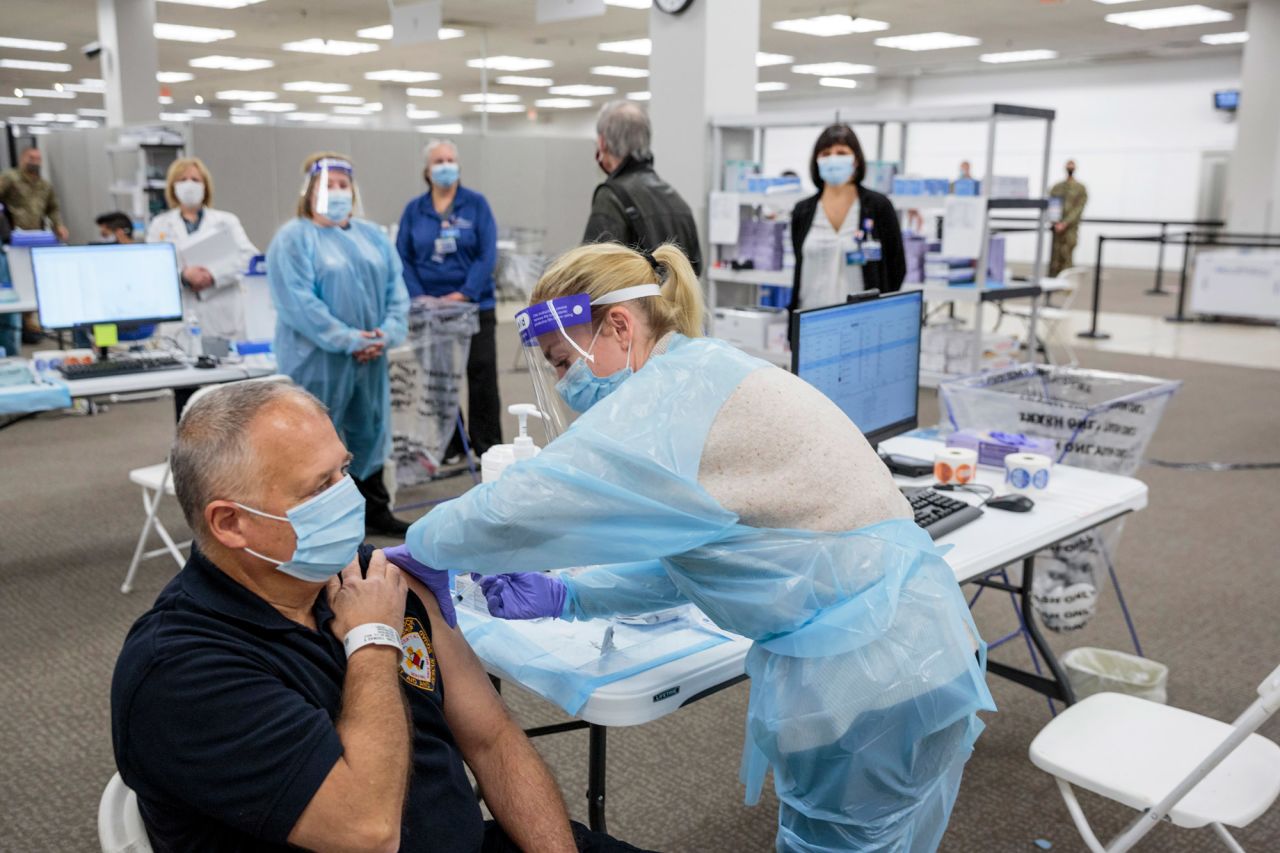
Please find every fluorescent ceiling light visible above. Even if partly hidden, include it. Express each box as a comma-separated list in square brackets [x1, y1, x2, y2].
[535, 97, 593, 109]
[406, 107, 441, 119]
[158, 0, 265, 7]
[496, 75, 553, 87]
[154, 23, 235, 43]
[597, 38, 650, 56]
[1201, 31, 1248, 44]
[459, 92, 520, 103]
[472, 103, 525, 113]
[819, 77, 859, 89]
[467, 55, 553, 71]
[285, 112, 329, 122]
[157, 71, 195, 83]
[62, 81, 105, 93]
[605, 0, 651, 8]
[77, 107, 107, 116]
[215, 89, 277, 101]
[791, 61, 875, 76]
[756, 81, 788, 92]
[283, 81, 351, 93]
[364, 69, 440, 83]
[0, 37, 67, 52]
[185, 108, 212, 117]
[73, 120, 98, 128]
[230, 115, 264, 125]
[0, 59, 73, 72]
[159, 112, 192, 122]
[756, 52, 793, 67]
[591, 65, 648, 78]
[318, 94, 365, 105]
[1105, 5, 1232, 29]
[22, 88, 75, 99]
[326, 116, 364, 125]
[417, 122, 464, 133]
[548, 84, 615, 97]
[626, 91, 650, 101]
[27, 127, 51, 135]
[772, 15, 889, 37]
[332, 104, 379, 114]
[980, 49, 1059, 63]
[406, 87, 443, 98]
[356, 24, 464, 40]
[874, 32, 982, 51]
[0, 97, 31, 106]
[158, 95, 174, 104]
[243, 101, 297, 112]
[6, 117, 48, 124]
[1091, 0, 1144, 3]
[189, 55, 274, 71]
[282, 39, 380, 56]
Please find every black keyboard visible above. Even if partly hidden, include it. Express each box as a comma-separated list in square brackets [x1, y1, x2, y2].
[905, 487, 984, 540]
[59, 354, 185, 380]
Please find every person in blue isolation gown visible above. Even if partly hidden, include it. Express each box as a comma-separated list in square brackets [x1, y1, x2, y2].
[402, 240, 996, 852]
[267, 152, 410, 536]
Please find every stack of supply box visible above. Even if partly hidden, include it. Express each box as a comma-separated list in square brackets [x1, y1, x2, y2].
[903, 234, 937, 285]
[923, 235, 1007, 287]
[736, 219, 787, 271]
[891, 176, 951, 197]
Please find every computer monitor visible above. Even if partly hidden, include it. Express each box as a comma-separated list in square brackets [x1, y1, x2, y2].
[31, 243, 183, 331]
[790, 290, 924, 446]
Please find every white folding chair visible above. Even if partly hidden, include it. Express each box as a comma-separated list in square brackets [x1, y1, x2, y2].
[998, 266, 1088, 366]
[1029, 662, 1280, 853]
[98, 772, 153, 853]
[121, 374, 291, 594]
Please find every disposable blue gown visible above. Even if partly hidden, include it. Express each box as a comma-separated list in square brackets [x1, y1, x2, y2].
[267, 218, 409, 479]
[408, 334, 995, 852]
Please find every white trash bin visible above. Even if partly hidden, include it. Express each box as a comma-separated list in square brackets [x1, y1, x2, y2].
[1062, 646, 1169, 704]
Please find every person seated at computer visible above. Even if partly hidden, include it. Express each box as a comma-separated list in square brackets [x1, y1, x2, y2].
[402, 242, 993, 853]
[789, 124, 906, 311]
[145, 157, 258, 341]
[111, 380, 654, 853]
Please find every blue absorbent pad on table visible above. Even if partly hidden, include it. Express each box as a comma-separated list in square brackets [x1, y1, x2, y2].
[0, 377, 71, 415]
[458, 602, 731, 715]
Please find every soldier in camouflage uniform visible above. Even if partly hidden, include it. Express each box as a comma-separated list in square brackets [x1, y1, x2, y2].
[1048, 159, 1087, 277]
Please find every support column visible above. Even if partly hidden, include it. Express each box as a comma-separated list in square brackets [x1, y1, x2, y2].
[649, 0, 759, 230]
[97, 0, 160, 127]
[1227, 0, 1280, 232]
[379, 84, 411, 130]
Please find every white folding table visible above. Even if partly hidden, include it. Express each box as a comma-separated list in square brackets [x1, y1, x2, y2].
[465, 434, 1149, 832]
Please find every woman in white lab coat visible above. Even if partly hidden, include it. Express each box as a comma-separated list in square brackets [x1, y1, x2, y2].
[145, 157, 259, 341]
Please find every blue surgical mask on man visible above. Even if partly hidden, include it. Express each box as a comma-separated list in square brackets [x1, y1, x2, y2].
[817, 154, 855, 187]
[236, 475, 366, 582]
[556, 328, 634, 414]
[323, 189, 353, 222]
[430, 162, 460, 188]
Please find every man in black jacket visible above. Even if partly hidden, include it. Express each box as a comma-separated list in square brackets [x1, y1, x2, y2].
[583, 101, 702, 275]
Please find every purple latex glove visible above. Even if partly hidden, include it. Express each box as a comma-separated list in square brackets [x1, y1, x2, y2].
[479, 573, 567, 620]
[382, 544, 457, 629]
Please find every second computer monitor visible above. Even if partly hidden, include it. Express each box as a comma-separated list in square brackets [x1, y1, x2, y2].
[31, 243, 183, 331]
[790, 290, 924, 446]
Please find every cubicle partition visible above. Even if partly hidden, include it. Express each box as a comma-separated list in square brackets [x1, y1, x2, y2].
[40, 123, 599, 262]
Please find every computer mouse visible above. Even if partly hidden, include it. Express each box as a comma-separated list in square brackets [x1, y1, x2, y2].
[987, 494, 1035, 513]
[194, 354, 219, 369]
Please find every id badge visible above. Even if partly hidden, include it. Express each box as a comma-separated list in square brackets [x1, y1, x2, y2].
[434, 236, 457, 255]
[845, 248, 866, 266]
[862, 239, 882, 262]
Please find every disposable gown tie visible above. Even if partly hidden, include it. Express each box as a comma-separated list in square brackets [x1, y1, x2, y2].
[267, 218, 409, 479]
[408, 334, 995, 852]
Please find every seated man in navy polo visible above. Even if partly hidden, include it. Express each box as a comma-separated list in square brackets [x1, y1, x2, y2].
[111, 381, 653, 853]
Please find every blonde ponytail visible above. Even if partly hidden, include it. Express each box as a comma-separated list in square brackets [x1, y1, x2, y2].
[532, 241, 705, 340]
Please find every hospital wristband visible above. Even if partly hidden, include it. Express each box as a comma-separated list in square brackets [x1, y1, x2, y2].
[343, 623, 403, 659]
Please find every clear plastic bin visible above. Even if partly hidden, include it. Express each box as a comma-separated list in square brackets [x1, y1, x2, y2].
[1063, 647, 1168, 704]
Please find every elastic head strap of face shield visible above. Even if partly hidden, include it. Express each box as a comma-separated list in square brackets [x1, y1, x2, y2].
[551, 283, 662, 363]
[305, 157, 354, 216]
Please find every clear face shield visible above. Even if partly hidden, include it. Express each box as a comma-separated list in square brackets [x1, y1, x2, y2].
[514, 284, 663, 441]
[302, 157, 361, 221]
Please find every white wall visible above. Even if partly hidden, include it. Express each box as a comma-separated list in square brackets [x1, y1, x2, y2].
[759, 55, 1242, 269]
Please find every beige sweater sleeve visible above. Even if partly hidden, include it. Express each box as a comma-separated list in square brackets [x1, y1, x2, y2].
[697, 365, 912, 532]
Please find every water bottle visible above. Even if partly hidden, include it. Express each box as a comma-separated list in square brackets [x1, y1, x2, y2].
[186, 319, 203, 357]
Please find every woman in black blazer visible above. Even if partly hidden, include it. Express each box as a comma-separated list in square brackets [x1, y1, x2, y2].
[789, 124, 905, 313]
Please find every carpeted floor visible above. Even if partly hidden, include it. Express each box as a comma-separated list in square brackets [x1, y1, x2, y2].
[1, 333, 1277, 852]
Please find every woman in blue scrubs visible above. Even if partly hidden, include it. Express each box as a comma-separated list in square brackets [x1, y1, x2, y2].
[396, 140, 502, 459]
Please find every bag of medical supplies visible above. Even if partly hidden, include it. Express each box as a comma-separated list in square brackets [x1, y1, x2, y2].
[939, 365, 1181, 631]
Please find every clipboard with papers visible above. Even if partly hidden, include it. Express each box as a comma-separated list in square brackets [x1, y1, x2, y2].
[178, 226, 241, 296]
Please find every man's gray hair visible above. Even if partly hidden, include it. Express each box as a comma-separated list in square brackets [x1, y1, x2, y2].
[423, 138, 457, 162]
[596, 101, 651, 162]
[171, 381, 327, 542]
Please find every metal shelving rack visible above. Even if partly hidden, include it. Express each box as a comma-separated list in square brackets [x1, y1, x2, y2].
[107, 127, 186, 223]
[708, 103, 1057, 380]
